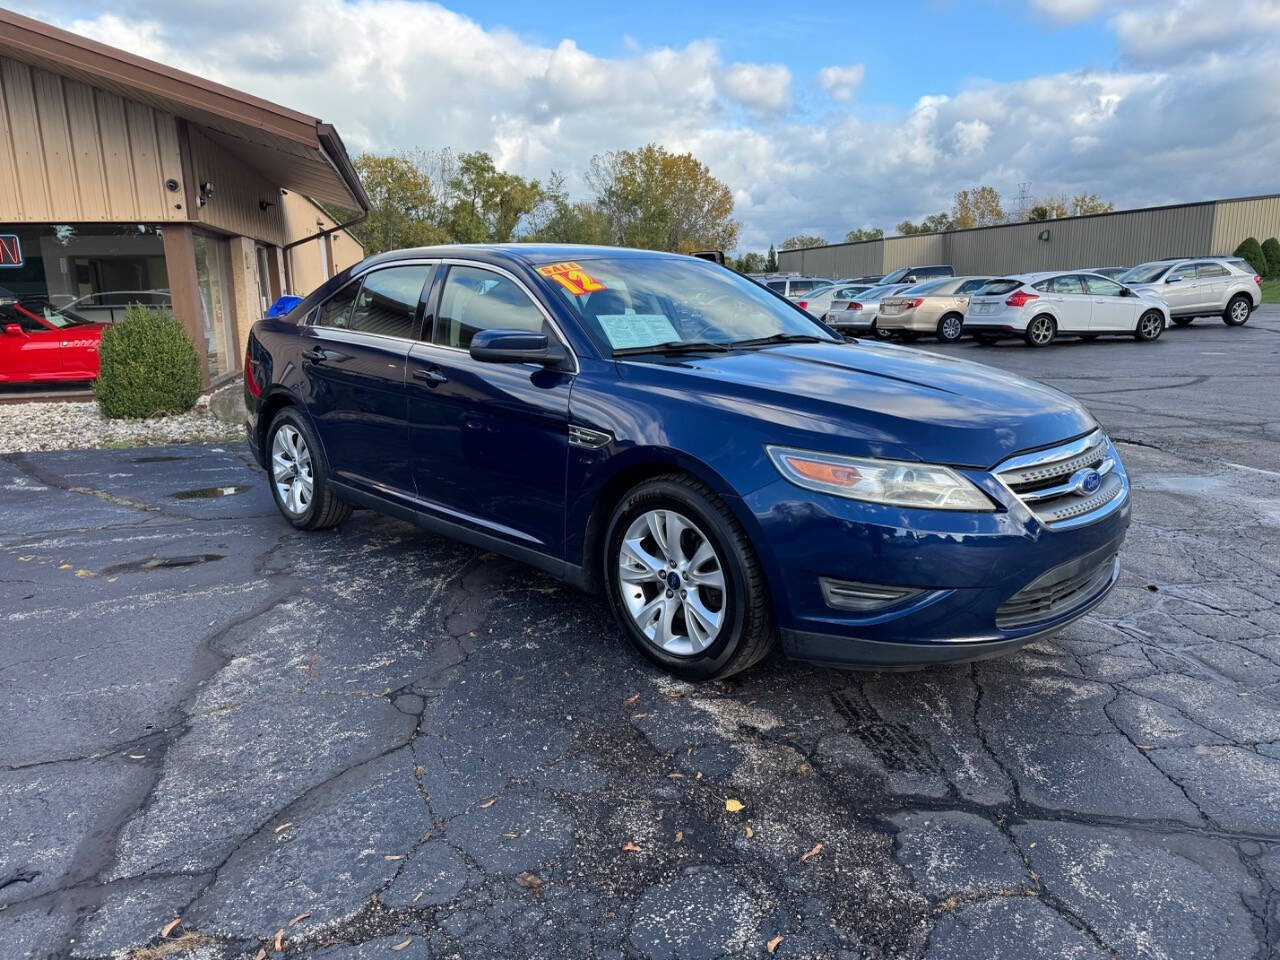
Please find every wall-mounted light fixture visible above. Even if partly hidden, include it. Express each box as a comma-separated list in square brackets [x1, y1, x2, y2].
[259, 199, 277, 211]
[198, 181, 215, 207]
[1038, 229, 1051, 242]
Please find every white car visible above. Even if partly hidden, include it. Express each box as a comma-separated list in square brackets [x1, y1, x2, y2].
[1119, 257, 1261, 327]
[825, 283, 919, 338]
[799, 282, 873, 318]
[965, 272, 1170, 347]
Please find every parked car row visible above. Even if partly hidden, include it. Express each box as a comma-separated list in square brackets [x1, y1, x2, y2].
[813, 256, 1262, 347]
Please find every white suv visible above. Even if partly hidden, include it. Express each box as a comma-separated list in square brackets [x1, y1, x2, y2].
[1118, 257, 1261, 327]
[965, 272, 1170, 347]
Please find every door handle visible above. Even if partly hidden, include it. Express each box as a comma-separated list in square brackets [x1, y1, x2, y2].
[302, 346, 330, 364]
[413, 367, 449, 386]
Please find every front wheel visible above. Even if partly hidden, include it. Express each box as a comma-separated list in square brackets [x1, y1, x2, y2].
[267, 409, 352, 530]
[936, 313, 964, 342]
[1135, 310, 1164, 342]
[1024, 315, 1057, 347]
[1224, 295, 1252, 326]
[603, 475, 775, 680]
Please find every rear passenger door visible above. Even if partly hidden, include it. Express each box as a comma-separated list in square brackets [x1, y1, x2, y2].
[1041, 275, 1092, 331]
[1195, 261, 1231, 309]
[406, 262, 573, 558]
[300, 262, 433, 503]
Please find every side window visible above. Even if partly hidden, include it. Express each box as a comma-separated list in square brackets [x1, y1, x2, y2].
[435, 265, 549, 350]
[313, 280, 360, 329]
[1196, 262, 1228, 278]
[1168, 262, 1197, 281]
[348, 264, 430, 339]
[766, 280, 786, 292]
[1054, 275, 1088, 295]
[1085, 276, 1124, 297]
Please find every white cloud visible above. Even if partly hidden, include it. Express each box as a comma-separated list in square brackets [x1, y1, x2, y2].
[12, 0, 1280, 252]
[816, 64, 866, 102]
[720, 62, 791, 113]
[1030, 0, 1106, 24]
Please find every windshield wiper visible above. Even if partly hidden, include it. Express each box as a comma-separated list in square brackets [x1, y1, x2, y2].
[612, 340, 731, 356]
[729, 333, 831, 348]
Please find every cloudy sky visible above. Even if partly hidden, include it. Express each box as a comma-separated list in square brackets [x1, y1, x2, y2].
[15, 0, 1280, 251]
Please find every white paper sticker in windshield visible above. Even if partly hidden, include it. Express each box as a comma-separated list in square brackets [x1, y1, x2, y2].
[596, 314, 680, 350]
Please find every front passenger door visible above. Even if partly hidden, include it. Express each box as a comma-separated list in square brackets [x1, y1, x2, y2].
[406, 263, 573, 557]
[1084, 275, 1138, 331]
[1161, 262, 1200, 314]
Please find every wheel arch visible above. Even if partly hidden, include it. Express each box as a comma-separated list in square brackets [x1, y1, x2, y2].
[256, 389, 327, 471]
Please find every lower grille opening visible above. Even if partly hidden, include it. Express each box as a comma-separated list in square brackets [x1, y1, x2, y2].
[996, 546, 1118, 630]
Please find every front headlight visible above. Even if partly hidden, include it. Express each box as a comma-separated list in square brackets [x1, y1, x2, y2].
[767, 446, 995, 511]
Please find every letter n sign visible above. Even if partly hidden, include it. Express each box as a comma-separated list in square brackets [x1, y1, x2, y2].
[0, 234, 22, 268]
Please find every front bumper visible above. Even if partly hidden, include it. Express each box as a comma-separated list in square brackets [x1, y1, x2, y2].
[742, 467, 1131, 669]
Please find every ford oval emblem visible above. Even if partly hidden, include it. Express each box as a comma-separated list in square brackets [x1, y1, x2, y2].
[1079, 469, 1102, 494]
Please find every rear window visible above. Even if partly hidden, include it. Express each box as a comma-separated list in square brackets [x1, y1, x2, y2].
[1226, 258, 1254, 274]
[915, 265, 954, 278]
[788, 279, 820, 294]
[956, 278, 990, 294]
[766, 280, 786, 292]
[979, 279, 1022, 295]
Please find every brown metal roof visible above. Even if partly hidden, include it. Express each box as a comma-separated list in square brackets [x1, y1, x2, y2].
[0, 7, 368, 211]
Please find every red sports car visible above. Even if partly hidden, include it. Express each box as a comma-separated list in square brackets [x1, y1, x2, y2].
[0, 297, 106, 384]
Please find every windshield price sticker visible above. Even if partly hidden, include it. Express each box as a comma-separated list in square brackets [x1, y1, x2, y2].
[537, 261, 606, 295]
[595, 313, 680, 350]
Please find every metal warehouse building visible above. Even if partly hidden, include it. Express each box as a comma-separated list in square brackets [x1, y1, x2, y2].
[777, 194, 1280, 279]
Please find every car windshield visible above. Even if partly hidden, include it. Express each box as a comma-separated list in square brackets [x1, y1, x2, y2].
[538, 256, 839, 355]
[37, 304, 93, 328]
[1118, 263, 1170, 284]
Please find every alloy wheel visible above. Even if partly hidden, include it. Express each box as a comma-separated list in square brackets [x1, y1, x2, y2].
[940, 315, 963, 341]
[1028, 317, 1054, 345]
[1230, 299, 1250, 324]
[617, 509, 726, 656]
[1139, 312, 1163, 340]
[271, 424, 313, 517]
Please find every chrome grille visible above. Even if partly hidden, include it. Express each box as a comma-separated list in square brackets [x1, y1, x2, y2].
[995, 430, 1125, 529]
[996, 545, 1119, 629]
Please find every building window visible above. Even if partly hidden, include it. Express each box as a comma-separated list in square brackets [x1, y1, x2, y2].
[193, 233, 236, 378]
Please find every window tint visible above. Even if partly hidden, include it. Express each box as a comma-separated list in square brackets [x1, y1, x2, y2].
[1227, 258, 1254, 274]
[957, 278, 989, 294]
[314, 280, 360, 329]
[436, 265, 548, 350]
[1168, 262, 1197, 281]
[349, 264, 430, 339]
[1118, 262, 1168, 284]
[1054, 275, 1088, 295]
[981, 279, 1023, 295]
[1196, 262, 1228, 278]
[1086, 276, 1125, 297]
[788, 279, 820, 294]
[766, 280, 786, 292]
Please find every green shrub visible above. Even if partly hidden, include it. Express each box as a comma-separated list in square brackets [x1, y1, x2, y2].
[94, 304, 202, 419]
[1233, 237, 1268, 276]
[1261, 237, 1280, 276]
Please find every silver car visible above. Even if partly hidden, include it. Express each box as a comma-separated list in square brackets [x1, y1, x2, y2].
[800, 282, 873, 318]
[762, 275, 827, 300]
[825, 282, 920, 338]
[1119, 257, 1260, 327]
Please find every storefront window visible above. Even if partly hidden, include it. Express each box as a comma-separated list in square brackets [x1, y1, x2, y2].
[0, 223, 169, 326]
[193, 233, 236, 378]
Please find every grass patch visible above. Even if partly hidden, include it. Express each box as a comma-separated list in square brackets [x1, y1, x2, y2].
[1261, 277, 1280, 304]
[125, 933, 218, 959]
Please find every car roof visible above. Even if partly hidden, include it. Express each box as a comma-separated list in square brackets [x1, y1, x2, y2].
[360, 243, 696, 271]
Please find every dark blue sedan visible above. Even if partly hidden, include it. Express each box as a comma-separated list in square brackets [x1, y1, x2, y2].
[244, 245, 1130, 679]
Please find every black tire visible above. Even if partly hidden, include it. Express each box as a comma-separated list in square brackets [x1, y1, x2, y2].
[871, 320, 893, 340]
[1172, 317, 1194, 327]
[266, 408, 352, 531]
[936, 313, 964, 343]
[1134, 310, 1164, 342]
[603, 474, 775, 680]
[1024, 314, 1056, 347]
[1224, 295, 1252, 326]
[974, 334, 1000, 345]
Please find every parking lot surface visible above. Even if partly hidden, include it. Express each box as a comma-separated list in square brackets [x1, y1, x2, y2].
[2, 307, 1279, 959]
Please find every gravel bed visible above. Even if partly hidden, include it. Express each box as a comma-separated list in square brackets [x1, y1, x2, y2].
[0, 399, 244, 454]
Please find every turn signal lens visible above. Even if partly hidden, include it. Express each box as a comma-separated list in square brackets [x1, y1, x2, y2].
[767, 446, 994, 511]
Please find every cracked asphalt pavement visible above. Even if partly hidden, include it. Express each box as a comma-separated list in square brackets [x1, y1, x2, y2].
[2, 307, 1279, 959]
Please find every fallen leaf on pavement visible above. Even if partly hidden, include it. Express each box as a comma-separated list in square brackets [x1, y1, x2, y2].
[624, 694, 640, 705]
[745, 825, 754, 838]
[412, 891, 424, 903]
[392, 937, 413, 951]
[725, 798, 745, 813]
[274, 822, 293, 833]
[289, 912, 310, 926]
[675, 830, 683, 843]
[273, 928, 284, 951]
[768, 934, 784, 953]
[160, 917, 181, 938]
[800, 842, 823, 863]
[622, 841, 641, 852]
[667, 772, 684, 779]
[515, 871, 543, 890]
[479, 797, 497, 808]
[385, 854, 404, 861]
[747, 699, 757, 707]
[254, 950, 266, 960]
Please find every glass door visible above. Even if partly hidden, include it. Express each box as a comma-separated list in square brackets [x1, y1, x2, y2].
[193, 233, 235, 378]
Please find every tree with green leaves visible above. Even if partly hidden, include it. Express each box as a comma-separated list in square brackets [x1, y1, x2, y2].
[844, 227, 883, 243]
[734, 251, 766, 273]
[1234, 237, 1268, 276]
[765, 245, 777, 272]
[1261, 237, 1280, 276]
[952, 185, 1004, 228]
[526, 172, 613, 245]
[586, 144, 739, 253]
[350, 150, 452, 254]
[447, 151, 546, 243]
[780, 235, 826, 250]
[897, 212, 951, 235]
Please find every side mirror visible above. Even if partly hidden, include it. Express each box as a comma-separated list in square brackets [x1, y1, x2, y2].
[4, 323, 25, 337]
[469, 328, 566, 367]
[1165, 276, 1182, 284]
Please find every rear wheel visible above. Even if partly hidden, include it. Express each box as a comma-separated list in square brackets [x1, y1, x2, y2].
[1224, 295, 1252, 326]
[1024, 315, 1056, 348]
[1135, 310, 1164, 342]
[1172, 317, 1195, 327]
[603, 475, 775, 680]
[936, 313, 964, 342]
[267, 409, 351, 530]
[870, 320, 893, 340]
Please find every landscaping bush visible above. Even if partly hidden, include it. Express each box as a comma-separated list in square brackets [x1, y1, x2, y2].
[94, 304, 202, 419]
[1233, 237, 1268, 276]
[1261, 237, 1280, 276]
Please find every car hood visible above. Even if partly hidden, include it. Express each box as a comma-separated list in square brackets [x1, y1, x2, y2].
[618, 341, 1096, 469]
[1124, 283, 1170, 301]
